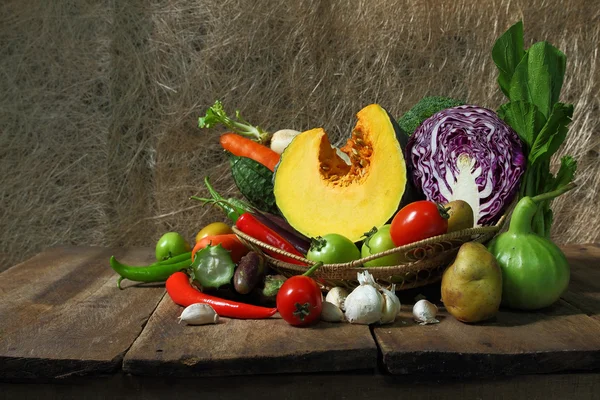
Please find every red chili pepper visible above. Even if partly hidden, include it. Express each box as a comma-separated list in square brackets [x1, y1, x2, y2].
[235, 213, 306, 265]
[166, 272, 278, 319]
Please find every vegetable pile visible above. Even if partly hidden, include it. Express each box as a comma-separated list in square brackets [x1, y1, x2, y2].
[107, 20, 580, 329]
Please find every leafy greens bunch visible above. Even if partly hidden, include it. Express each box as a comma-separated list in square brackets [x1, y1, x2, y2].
[492, 21, 577, 237]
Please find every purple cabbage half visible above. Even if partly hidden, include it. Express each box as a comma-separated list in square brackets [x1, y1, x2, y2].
[405, 105, 526, 226]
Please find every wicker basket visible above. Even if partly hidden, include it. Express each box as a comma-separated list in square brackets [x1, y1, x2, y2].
[232, 215, 506, 291]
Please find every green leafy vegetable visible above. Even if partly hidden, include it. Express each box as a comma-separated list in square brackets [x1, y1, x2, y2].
[398, 96, 465, 135]
[492, 21, 525, 97]
[508, 42, 566, 119]
[198, 100, 269, 144]
[493, 21, 577, 237]
[497, 101, 546, 150]
[529, 103, 573, 165]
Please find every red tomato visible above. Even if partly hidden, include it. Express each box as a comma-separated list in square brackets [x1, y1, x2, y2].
[390, 200, 449, 247]
[276, 276, 323, 326]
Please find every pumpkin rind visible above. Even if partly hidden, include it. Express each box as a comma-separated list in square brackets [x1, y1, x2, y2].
[273, 104, 407, 242]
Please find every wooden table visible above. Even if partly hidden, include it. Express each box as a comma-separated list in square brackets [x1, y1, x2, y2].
[1, 244, 599, 399]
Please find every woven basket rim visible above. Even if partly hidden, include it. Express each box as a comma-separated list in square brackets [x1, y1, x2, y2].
[232, 214, 505, 272]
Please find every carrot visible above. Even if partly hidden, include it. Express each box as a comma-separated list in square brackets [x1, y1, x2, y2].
[220, 133, 280, 172]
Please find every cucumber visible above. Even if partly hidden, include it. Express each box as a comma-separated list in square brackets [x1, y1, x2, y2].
[229, 154, 279, 215]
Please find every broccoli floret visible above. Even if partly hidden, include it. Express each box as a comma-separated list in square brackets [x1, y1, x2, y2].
[398, 96, 465, 135]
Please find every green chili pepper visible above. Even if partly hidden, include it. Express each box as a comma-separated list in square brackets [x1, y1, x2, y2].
[109, 251, 192, 289]
[190, 176, 253, 223]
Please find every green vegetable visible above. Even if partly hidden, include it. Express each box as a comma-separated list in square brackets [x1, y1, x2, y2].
[198, 100, 269, 144]
[189, 244, 236, 289]
[487, 183, 574, 310]
[493, 21, 577, 237]
[360, 225, 404, 267]
[109, 252, 192, 290]
[190, 176, 253, 223]
[229, 154, 279, 214]
[306, 234, 361, 264]
[262, 274, 287, 298]
[398, 96, 465, 135]
[155, 232, 191, 261]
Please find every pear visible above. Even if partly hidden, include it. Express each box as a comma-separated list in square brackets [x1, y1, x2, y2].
[441, 242, 502, 323]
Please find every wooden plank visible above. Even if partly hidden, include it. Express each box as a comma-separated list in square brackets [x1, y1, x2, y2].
[2, 371, 600, 400]
[561, 243, 600, 322]
[374, 243, 600, 377]
[123, 295, 378, 377]
[0, 246, 165, 380]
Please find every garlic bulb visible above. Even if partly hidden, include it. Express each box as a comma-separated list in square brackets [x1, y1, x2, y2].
[412, 299, 439, 325]
[178, 303, 219, 325]
[325, 287, 349, 311]
[344, 271, 384, 324]
[320, 301, 345, 322]
[270, 129, 301, 154]
[379, 284, 401, 324]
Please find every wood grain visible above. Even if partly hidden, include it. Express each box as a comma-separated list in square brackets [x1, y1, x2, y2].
[0, 246, 165, 380]
[374, 243, 600, 377]
[2, 243, 599, 381]
[123, 296, 378, 377]
[561, 243, 600, 322]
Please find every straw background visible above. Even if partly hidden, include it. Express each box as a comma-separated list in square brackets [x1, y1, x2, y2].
[1, 0, 598, 272]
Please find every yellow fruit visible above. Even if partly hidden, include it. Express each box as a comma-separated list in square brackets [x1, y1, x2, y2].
[195, 222, 233, 243]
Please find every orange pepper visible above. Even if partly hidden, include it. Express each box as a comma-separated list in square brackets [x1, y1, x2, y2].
[191, 234, 249, 264]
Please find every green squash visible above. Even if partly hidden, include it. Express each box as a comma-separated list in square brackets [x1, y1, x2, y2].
[487, 185, 573, 310]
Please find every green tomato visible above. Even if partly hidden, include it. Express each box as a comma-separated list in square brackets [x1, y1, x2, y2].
[361, 225, 404, 267]
[155, 232, 191, 261]
[306, 233, 360, 264]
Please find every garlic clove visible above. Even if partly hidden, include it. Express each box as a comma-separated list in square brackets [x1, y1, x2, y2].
[325, 287, 349, 311]
[270, 129, 301, 154]
[178, 303, 219, 325]
[412, 299, 439, 325]
[379, 286, 401, 324]
[320, 301, 345, 322]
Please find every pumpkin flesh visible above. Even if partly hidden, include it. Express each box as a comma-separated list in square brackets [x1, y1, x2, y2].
[273, 104, 407, 242]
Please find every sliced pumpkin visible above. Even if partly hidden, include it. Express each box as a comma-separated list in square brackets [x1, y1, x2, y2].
[273, 104, 407, 242]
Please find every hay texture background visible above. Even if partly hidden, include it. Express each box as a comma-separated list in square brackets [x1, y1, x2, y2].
[1, 0, 599, 271]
